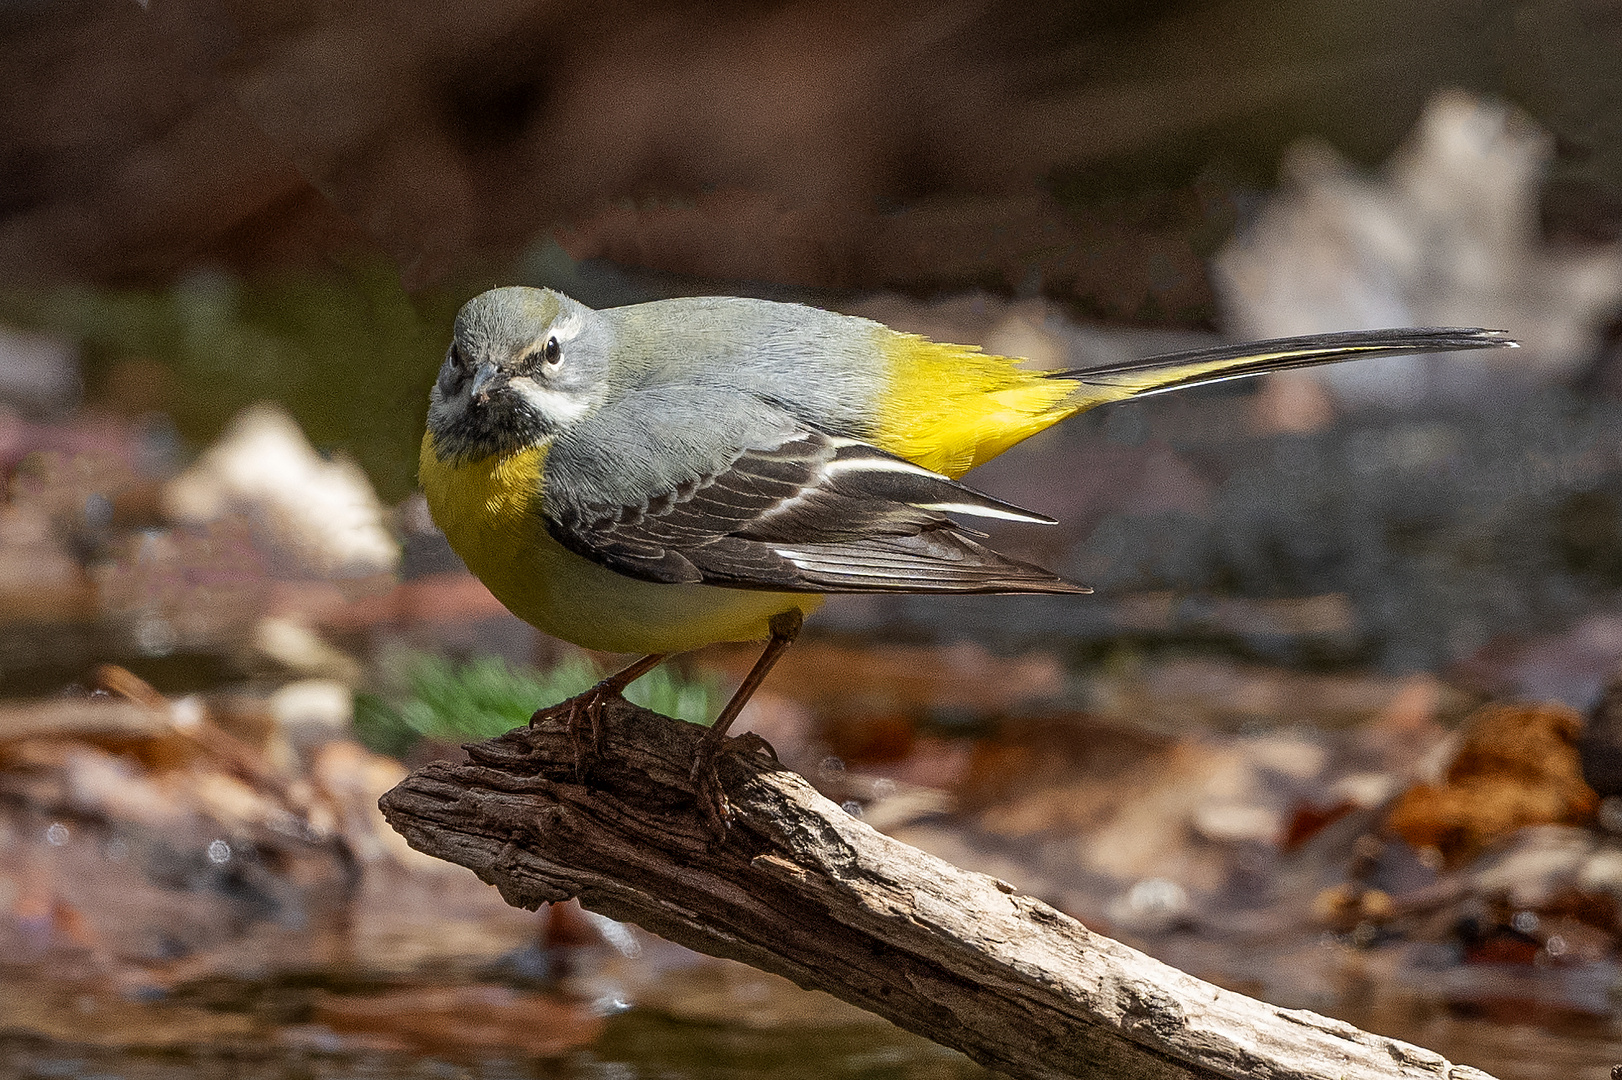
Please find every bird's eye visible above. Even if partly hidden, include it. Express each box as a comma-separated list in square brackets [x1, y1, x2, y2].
[450, 343, 469, 369]
[543, 337, 562, 365]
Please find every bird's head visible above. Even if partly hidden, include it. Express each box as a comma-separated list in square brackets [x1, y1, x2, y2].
[426, 286, 610, 462]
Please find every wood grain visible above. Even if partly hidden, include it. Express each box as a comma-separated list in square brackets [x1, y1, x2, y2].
[378, 695, 1497, 1080]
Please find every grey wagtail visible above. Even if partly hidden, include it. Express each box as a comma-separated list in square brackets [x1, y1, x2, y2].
[421, 286, 1515, 822]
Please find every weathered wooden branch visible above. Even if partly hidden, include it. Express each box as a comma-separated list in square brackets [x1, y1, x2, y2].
[378, 697, 1495, 1080]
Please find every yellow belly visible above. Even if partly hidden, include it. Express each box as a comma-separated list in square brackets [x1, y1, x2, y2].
[419, 435, 820, 654]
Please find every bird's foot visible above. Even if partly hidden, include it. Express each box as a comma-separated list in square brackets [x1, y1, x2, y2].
[529, 681, 621, 781]
[687, 731, 778, 838]
[690, 734, 733, 838]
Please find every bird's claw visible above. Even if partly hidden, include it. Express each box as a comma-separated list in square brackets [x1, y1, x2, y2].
[530, 682, 619, 781]
[531, 678, 769, 839]
[690, 738, 733, 838]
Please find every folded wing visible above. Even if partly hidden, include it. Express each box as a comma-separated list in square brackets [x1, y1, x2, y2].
[543, 427, 1087, 595]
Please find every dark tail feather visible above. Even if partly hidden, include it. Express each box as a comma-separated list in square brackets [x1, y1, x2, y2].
[1051, 327, 1518, 407]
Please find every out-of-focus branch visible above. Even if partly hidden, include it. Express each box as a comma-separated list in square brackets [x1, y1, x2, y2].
[378, 697, 1496, 1080]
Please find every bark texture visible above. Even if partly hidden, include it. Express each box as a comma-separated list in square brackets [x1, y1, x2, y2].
[378, 696, 1497, 1080]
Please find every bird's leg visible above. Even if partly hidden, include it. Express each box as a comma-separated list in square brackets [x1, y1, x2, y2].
[531, 652, 667, 776]
[692, 608, 803, 833]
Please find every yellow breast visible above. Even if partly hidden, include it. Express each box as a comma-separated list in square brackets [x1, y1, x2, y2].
[418, 433, 819, 654]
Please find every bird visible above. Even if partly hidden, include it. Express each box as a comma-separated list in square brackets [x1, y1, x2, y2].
[420, 285, 1516, 824]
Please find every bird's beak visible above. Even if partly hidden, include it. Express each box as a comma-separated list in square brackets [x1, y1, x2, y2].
[469, 363, 507, 403]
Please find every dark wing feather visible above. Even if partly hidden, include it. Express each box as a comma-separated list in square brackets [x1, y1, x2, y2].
[543, 429, 1088, 595]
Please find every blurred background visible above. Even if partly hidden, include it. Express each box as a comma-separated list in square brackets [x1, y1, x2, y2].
[4, 1, 1622, 1077]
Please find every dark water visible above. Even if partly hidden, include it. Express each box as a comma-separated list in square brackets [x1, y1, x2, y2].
[4, 1006, 1621, 1080]
[0, 1012, 989, 1080]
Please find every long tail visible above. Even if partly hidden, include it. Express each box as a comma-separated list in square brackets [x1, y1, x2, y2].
[1053, 327, 1518, 409]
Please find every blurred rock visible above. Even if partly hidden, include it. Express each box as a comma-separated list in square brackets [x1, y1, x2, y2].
[1331, 772, 1401, 810]
[851, 779, 952, 835]
[1106, 877, 1192, 934]
[1193, 802, 1283, 846]
[1216, 91, 1622, 402]
[1576, 846, 1622, 908]
[1387, 702, 1599, 867]
[1457, 610, 1622, 711]
[162, 404, 399, 579]
[267, 678, 354, 752]
[0, 412, 533, 694]
[1470, 825, 1595, 912]
[0, 326, 78, 416]
[250, 616, 364, 684]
